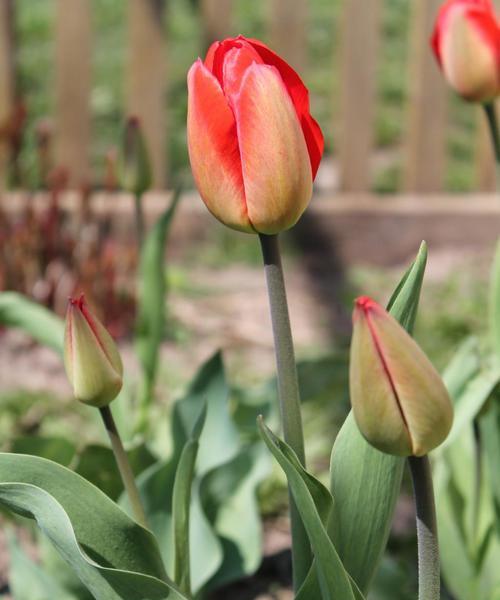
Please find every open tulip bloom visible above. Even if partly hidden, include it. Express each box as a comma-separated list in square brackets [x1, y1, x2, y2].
[187, 35, 324, 234]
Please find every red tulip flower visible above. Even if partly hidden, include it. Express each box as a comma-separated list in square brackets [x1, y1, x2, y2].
[187, 36, 324, 234]
[431, 0, 500, 102]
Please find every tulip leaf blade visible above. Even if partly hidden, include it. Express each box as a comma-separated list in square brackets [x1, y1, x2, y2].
[329, 242, 428, 594]
[172, 403, 207, 595]
[0, 453, 188, 600]
[0, 291, 64, 354]
[386, 240, 427, 333]
[489, 238, 500, 363]
[258, 418, 356, 600]
[135, 188, 182, 428]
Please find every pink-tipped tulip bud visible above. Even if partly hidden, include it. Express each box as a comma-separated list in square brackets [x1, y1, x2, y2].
[187, 35, 324, 234]
[64, 295, 123, 407]
[349, 297, 453, 457]
[118, 116, 152, 197]
[431, 0, 500, 102]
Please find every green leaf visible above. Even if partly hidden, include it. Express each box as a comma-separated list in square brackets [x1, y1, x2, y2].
[172, 404, 206, 595]
[135, 190, 181, 408]
[0, 453, 187, 600]
[136, 353, 270, 594]
[10, 436, 75, 466]
[258, 418, 356, 600]
[7, 532, 77, 600]
[386, 240, 427, 332]
[441, 359, 500, 449]
[0, 292, 64, 354]
[329, 241, 427, 593]
[442, 337, 481, 401]
[74, 442, 157, 501]
[489, 238, 500, 363]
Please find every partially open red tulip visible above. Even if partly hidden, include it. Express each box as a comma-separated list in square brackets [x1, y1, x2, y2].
[64, 295, 123, 408]
[431, 0, 500, 102]
[350, 297, 453, 457]
[187, 35, 324, 234]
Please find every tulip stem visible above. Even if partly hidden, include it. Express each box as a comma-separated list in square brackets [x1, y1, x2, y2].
[258, 233, 311, 591]
[134, 193, 145, 249]
[484, 102, 500, 166]
[408, 455, 440, 600]
[99, 405, 149, 529]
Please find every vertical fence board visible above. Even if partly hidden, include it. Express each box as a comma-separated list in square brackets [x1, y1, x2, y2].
[404, 0, 447, 193]
[268, 0, 307, 72]
[55, 0, 91, 186]
[0, 0, 15, 189]
[126, 0, 167, 188]
[200, 0, 233, 50]
[338, 0, 381, 192]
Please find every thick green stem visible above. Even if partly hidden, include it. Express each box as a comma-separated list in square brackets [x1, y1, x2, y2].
[484, 102, 500, 167]
[408, 455, 440, 600]
[99, 406, 148, 529]
[135, 193, 145, 249]
[472, 419, 482, 548]
[259, 233, 311, 591]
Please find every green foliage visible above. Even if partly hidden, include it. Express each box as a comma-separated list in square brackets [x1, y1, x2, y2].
[0, 292, 64, 354]
[0, 453, 187, 600]
[134, 352, 271, 595]
[259, 418, 358, 600]
[329, 241, 427, 594]
[135, 190, 182, 431]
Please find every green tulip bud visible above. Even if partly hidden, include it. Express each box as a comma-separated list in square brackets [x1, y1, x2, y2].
[118, 116, 152, 197]
[349, 296, 453, 457]
[64, 295, 123, 407]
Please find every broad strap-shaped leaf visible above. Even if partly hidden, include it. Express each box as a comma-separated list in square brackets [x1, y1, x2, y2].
[172, 404, 206, 595]
[489, 238, 500, 363]
[441, 337, 480, 400]
[259, 418, 357, 600]
[329, 241, 427, 593]
[7, 532, 77, 600]
[441, 357, 500, 450]
[0, 292, 64, 354]
[0, 453, 187, 600]
[135, 189, 182, 421]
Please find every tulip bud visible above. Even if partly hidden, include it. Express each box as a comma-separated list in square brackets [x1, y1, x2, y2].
[349, 297, 453, 457]
[64, 295, 123, 407]
[431, 0, 500, 102]
[187, 35, 324, 235]
[118, 116, 152, 196]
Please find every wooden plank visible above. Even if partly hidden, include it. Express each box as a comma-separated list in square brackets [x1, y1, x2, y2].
[268, 0, 307, 72]
[54, 0, 92, 186]
[126, 0, 167, 189]
[337, 0, 381, 192]
[0, 0, 15, 190]
[404, 0, 448, 192]
[200, 0, 233, 49]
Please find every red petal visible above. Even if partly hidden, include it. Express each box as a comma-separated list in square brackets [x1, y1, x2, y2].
[246, 38, 324, 178]
[187, 60, 252, 232]
[233, 64, 312, 234]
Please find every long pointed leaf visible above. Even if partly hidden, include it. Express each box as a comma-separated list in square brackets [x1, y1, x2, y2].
[329, 241, 427, 593]
[259, 418, 356, 600]
[0, 453, 187, 599]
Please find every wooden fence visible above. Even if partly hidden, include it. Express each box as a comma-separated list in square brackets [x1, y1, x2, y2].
[0, 0, 498, 192]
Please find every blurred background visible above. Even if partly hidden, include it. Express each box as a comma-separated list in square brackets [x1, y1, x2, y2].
[0, 1, 499, 599]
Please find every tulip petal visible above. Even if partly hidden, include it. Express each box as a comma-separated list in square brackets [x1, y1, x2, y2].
[247, 38, 324, 178]
[350, 305, 413, 456]
[431, 0, 500, 101]
[364, 301, 453, 456]
[233, 64, 313, 234]
[187, 60, 252, 232]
